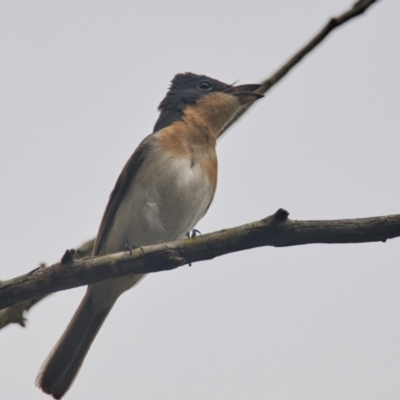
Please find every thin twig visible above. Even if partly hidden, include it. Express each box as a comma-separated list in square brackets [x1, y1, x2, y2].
[220, 0, 380, 135]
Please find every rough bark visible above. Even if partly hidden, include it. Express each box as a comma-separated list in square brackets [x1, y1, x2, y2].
[1, 209, 399, 311]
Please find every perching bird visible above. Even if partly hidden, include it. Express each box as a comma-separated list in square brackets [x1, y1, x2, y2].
[36, 72, 263, 399]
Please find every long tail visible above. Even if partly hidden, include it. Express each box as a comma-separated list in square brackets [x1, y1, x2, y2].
[35, 285, 116, 399]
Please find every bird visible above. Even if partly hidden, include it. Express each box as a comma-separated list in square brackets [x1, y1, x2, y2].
[35, 72, 263, 399]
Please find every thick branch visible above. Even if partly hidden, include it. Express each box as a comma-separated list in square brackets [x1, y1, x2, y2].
[220, 0, 379, 135]
[1, 209, 399, 310]
[0, 240, 94, 330]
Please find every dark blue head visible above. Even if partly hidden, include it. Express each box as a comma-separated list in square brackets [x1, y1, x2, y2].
[153, 73, 232, 133]
[164, 73, 231, 101]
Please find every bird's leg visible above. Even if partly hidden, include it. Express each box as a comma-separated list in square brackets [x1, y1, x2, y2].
[186, 229, 201, 266]
[124, 240, 137, 256]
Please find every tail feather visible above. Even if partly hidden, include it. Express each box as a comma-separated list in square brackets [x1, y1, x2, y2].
[36, 286, 115, 399]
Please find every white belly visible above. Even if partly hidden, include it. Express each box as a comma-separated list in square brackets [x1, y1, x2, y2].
[103, 144, 215, 253]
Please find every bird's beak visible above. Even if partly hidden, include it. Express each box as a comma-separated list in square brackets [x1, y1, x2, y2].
[224, 84, 264, 105]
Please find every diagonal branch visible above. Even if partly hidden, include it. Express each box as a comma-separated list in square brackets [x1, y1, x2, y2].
[220, 0, 380, 135]
[1, 209, 399, 311]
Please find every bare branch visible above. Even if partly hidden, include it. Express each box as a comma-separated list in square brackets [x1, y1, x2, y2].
[0, 239, 94, 330]
[0, 295, 44, 329]
[1, 209, 399, 311]
[220, 0, 380, 135]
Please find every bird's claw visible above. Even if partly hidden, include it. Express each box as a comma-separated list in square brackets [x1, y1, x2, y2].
[186, 228, 201, 238]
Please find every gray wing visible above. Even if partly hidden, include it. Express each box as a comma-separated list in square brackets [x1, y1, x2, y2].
[93, 134, 154, 256]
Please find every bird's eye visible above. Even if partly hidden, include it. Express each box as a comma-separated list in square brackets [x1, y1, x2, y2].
[198, 81, 212, 90]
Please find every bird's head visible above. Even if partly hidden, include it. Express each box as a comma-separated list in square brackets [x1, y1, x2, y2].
[153, 72, 263, 134]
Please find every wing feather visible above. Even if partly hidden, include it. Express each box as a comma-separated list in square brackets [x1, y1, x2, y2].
[92, 134, 154, 256]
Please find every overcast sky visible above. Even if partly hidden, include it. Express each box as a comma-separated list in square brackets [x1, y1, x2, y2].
[1, 1, 400, 399]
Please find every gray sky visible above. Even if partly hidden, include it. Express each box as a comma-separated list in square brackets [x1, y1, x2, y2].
[1, 1, 400, 399]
